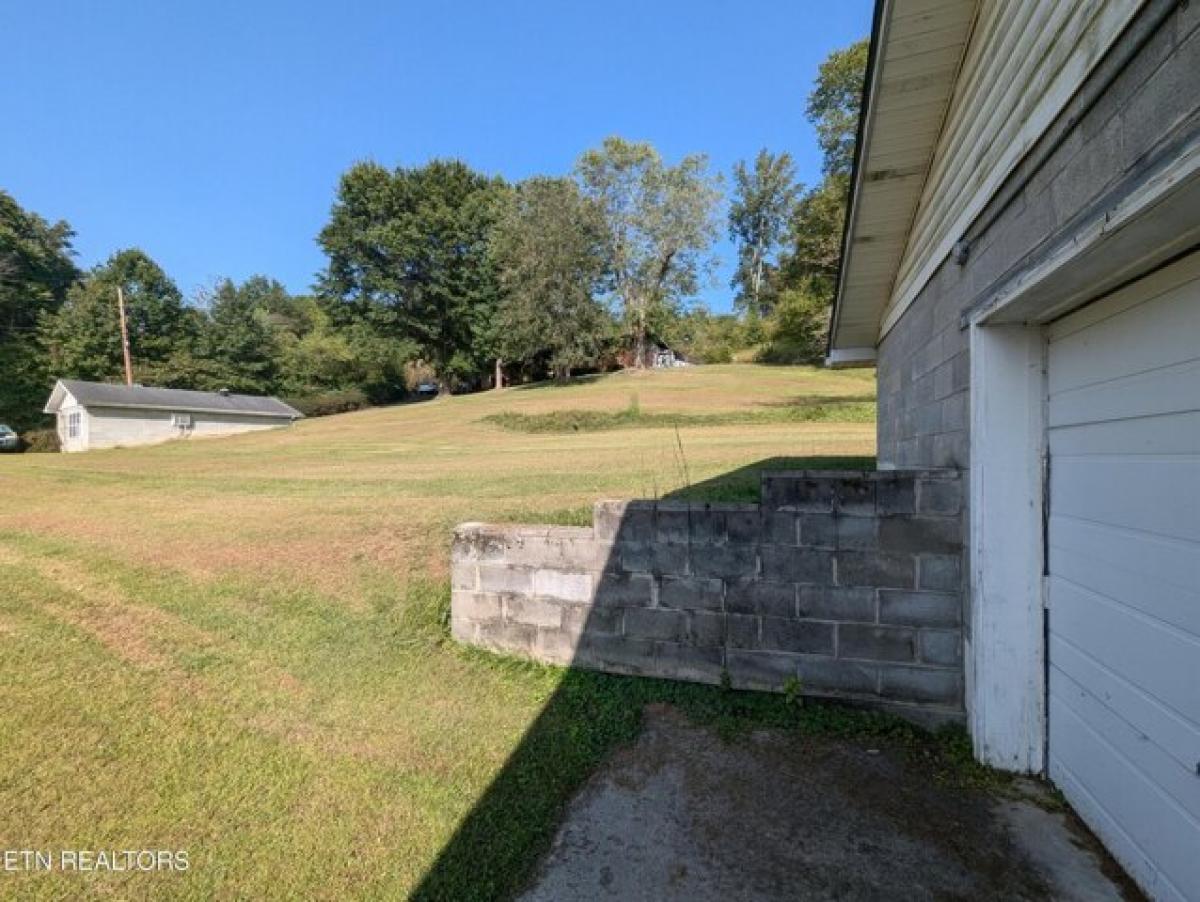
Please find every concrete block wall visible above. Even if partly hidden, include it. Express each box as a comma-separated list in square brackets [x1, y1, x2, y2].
[452, 471, 965, 724]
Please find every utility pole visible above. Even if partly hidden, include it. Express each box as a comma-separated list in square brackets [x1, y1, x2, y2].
[116, 285, 134, 386]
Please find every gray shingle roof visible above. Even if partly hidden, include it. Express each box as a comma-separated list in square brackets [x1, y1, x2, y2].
[53, 380, 303, 419]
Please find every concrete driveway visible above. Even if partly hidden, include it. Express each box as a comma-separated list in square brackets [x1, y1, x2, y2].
[520, 705, 1139, 901]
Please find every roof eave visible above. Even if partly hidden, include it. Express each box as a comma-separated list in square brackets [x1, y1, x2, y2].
[826, 0, 890, 367]
[81, 400, 300, 419]
[826, 0, 978, 362]
[827, 347, 878, 369]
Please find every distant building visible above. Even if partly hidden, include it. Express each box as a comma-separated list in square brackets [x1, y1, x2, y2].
[621, 335, 690, 370]
[44, 380, 303, 452]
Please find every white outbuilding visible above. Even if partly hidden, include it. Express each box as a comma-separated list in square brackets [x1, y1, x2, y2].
[44, 379, 303, 452]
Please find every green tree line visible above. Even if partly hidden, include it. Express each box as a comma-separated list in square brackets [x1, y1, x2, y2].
[0, 40, 865, 433]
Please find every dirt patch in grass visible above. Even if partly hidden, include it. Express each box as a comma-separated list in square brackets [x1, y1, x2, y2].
[27, 556, 214, 670]
[42, 601, 174, 669]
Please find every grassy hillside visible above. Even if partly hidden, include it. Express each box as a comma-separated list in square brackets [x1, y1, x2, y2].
[0, 364, 876, 898]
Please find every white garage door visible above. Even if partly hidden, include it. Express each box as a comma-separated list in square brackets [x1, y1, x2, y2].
[1047, 252, 1200, 902]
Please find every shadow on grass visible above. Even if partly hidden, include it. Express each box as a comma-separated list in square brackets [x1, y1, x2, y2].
[507, 373, 609, 392]
[666, 455, 877, 503]
[408, 454, 976, 902]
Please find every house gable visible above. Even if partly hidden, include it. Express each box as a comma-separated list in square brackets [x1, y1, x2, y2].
[43, 381, 79, 414]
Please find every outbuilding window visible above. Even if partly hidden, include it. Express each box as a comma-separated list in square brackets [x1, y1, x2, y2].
[67, 411, 81, 439]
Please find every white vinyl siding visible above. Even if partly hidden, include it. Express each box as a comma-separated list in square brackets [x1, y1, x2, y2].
[82, 407, 285, 450]
[1046, 253, 1200, 902]
[881, 0, 1142, 337]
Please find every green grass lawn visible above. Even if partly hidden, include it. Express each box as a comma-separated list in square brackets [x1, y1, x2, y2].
[0, 364, 882, 899]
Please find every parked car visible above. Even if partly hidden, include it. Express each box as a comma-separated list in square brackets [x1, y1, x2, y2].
[415, 382, 439, 397]
[0, 424, 19, 452]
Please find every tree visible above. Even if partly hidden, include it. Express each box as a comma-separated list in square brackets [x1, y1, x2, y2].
[491, 177, 613, 382]
[778, 176, 848, 298]
[767, 39, 868, 361]
[758, 285, 832, 364]
[199, 276, 282, 393]
[728, 149, 801, 319]
[807, 39, 870, 180]
[0, 191, 80, 430]
[317, 159, 507, 393]
[0, 191, 79, 336]
[41, 249, 197, 384]
[575, 137, 722, 367]
[276, 311, 414, 402]
[668, 307, 749, 364]
[783, 37, 867, 291]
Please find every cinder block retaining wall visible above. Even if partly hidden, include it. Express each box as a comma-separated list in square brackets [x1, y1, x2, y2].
[452, 471, 965, 724]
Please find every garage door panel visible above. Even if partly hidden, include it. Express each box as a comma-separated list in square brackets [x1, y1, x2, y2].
[1051, 576, 1200, 726]
[1049, 411, 1200, 456]
[1047, 254, 1200, 902]
[1052, 667, 1200, 826]
[1048, 260, 1200, 393]
[1049, 699, 1198, 902]
[1049, 520, 1200, 634]
[1051, 458, 1200, 542]
[1051, 635, 1200, 775]
[1048, 250, 1200, 342]
[1051, 767, 1190, 902]
[1048, 358, 1200, 428]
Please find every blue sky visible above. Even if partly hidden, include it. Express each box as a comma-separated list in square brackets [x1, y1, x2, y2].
[4, 0, 872, 313]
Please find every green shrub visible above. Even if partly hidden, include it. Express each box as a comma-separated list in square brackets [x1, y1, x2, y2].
[691, 343, 735, 364]
[20, 428, 60, 453]
[756, 338, 821, 365]
[755, 286, 829, 365]
[670, 310, 756, 364]
[286, 388, 370, 418]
